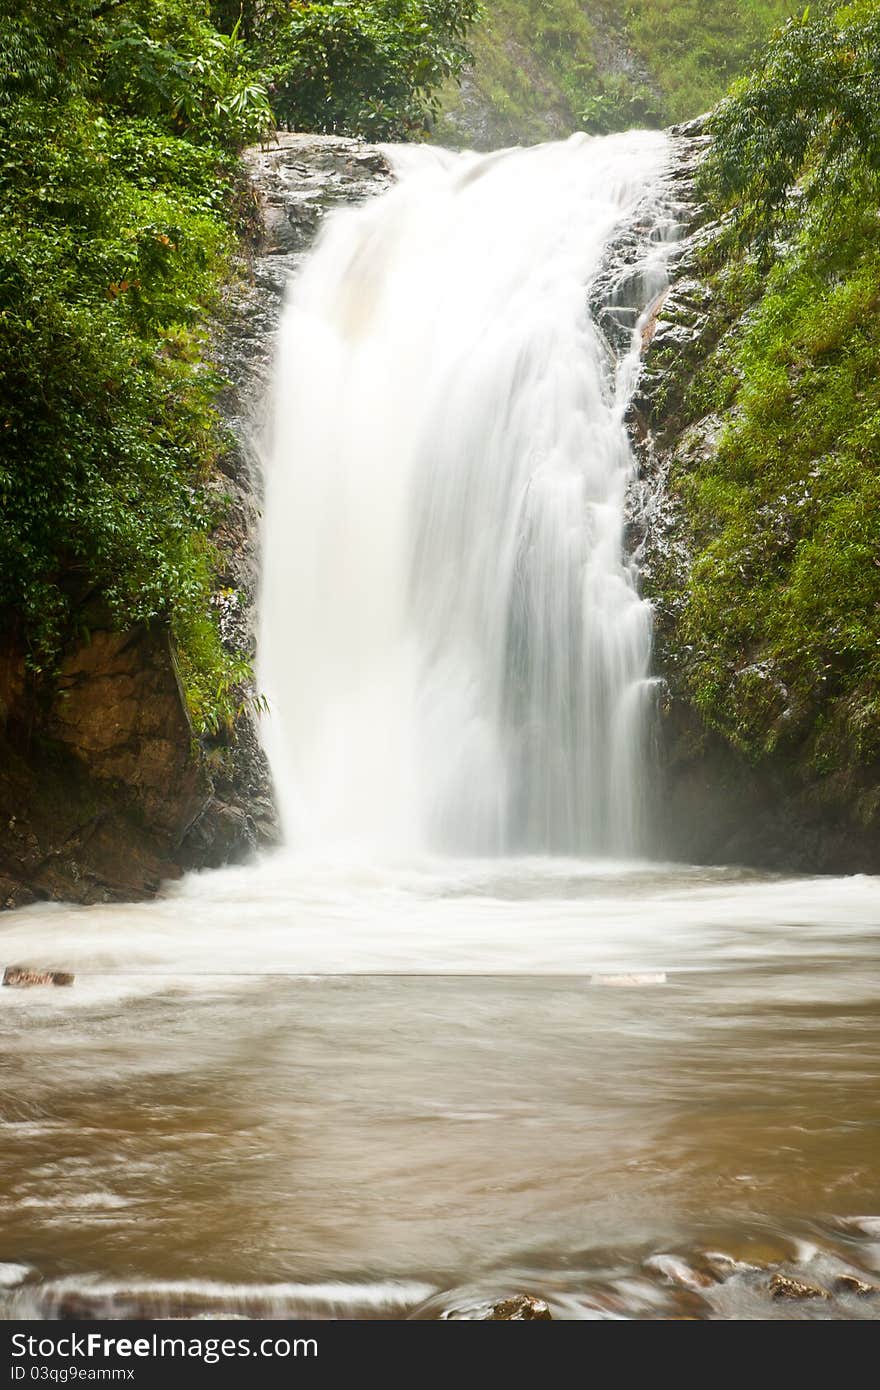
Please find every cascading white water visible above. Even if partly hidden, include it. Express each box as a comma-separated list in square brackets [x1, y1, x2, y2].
[258, 130, 671, 857]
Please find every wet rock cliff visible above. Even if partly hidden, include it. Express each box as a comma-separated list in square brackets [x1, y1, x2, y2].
[0, 135, 392, 910]
[621, 120, 880, 873]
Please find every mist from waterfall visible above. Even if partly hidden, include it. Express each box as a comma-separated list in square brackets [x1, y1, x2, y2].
[258, 130, 672, 857]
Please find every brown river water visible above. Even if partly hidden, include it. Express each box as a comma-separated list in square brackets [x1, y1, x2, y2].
[1, 854, 878, 1320]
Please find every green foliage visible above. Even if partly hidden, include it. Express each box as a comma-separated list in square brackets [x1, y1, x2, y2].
[0, 1, 257, 733]
[703, 1, 880, 250]
[262, 0, 481, 139]
[434, 0, 793, 147]
[99, 3, 275, 146]
[666, 2, 880, 793]
[173, 586, 268, 737]
[619, 0, 795, 125]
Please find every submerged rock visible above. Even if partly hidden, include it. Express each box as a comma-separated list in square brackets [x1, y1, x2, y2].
[487, 1295, 552, 1321]
[834, 1274, 880, 1298]
[644, 1254, 714, 1291]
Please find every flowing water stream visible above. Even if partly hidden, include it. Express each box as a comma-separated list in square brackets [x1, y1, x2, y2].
[259, 132, 670, 855]
[1, 134, 878, 1320]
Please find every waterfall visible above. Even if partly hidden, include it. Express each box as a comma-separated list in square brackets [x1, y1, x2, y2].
[258, 130, 671, 857]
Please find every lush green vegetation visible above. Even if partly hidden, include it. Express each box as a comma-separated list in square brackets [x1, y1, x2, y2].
[621, 0, 796, 126]
[664, 2, 880, 806]
[434, 0, 794, 147]
[0, 1, 263, 733]
[260, 0, 479, 139]
[0, 0, 477, 735]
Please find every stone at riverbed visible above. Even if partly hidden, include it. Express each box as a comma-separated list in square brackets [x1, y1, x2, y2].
[3, 965, 74, 987]
[487, 1295, 552, 1320]
[834, 1274, 880, 1297]
[769, 1273, 829, 1301]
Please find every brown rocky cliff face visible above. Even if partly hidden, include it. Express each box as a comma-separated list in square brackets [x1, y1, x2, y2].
[0, 625, 205, 909]
[49, 628, 202, 837]
[0, 135, 393, 911]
